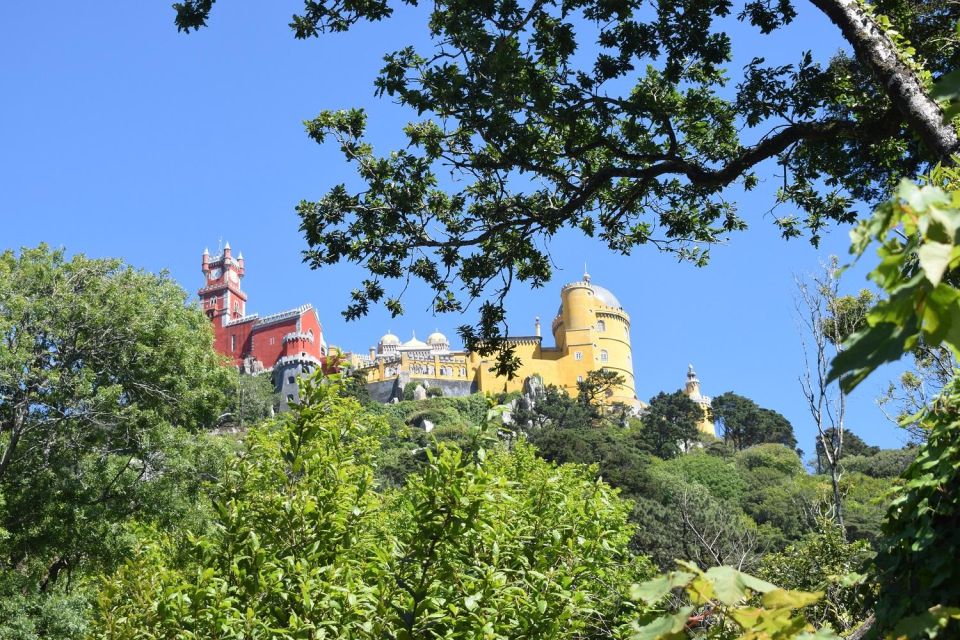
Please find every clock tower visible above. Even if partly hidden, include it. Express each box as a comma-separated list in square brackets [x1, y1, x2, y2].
[199, 242, 247, 324]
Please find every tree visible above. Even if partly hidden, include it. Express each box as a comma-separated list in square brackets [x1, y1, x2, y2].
[0, 245, 232, 595]
[711, 392, 798, 451]
[575, 368, 626, 409]
[220, 371, 277, 429]
[824, 172, 960, 636]
[94, 372, 653, 638]
[511, 384, 598, 432]
[812, 426, 879, 474]
[635, 391, 702, 459]
[796, 261, 874, 534]
[175, 0, 958, 374]
[757, 520, 872, 635]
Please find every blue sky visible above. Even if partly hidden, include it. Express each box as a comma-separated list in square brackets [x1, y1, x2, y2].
[1, 3, 912, 454]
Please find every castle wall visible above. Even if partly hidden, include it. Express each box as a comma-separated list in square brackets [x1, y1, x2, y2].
[365, 377, 476, 402]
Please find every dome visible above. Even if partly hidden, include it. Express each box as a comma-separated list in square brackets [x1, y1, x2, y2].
[379, 331, 400, 346]
[591, 284, 622, 308]
[427, 331, 448, 345]
[399, 332, 429, 350]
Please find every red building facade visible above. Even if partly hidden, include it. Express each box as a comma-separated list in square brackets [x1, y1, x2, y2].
[199, 243, 327, 407]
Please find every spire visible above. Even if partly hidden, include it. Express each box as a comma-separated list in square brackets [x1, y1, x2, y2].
[535, 316, 541, 337]
[224, 241, 231, 250]
[203, 247, 209, 256]
[688, 363, 697, 380]
[583, 262, 591, 282]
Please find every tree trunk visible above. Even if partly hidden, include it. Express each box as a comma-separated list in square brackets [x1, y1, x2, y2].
[809, 0, 960, 161]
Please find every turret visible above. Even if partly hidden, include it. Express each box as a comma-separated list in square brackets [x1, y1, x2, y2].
[685, 364, 701, 397]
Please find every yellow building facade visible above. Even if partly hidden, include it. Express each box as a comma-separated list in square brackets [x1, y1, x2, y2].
[348, 272, 714, 435]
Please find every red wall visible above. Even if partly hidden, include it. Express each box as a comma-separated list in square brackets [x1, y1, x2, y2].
[211, 308, 326, 370]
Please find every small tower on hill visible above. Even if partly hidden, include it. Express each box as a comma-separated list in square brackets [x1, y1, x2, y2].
[683, 364, 716, 437]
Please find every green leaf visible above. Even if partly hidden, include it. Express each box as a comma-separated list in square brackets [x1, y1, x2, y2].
[629, 607, 693, 640]
[918, 241, 953, 286]
[629, 571, 695, 605]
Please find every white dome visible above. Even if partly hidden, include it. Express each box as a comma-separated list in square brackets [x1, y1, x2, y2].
[591, 284, 622, 308]
[380, 332, 400, 346]
[400, 336, 429, 350]
[427, 331, 448, 345]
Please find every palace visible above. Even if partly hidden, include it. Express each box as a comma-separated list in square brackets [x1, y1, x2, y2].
[197, 248, 715, 437]
[347, 271, 715, 436]
[198, 243, 328, 408]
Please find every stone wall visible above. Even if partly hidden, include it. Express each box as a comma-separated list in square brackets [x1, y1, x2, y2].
[365, 377, 477, 403]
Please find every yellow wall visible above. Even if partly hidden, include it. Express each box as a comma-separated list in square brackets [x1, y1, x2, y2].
[470, 277, 638, 405]
[353, 276, 640, 406]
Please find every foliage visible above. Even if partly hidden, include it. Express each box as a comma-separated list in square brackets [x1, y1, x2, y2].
[577, 369, 627, 409]
[631, 467, 773, 571]
[637, 391, 702, 460]
[403, 380, 420, 401]
[0, 245, 233, 599]
[626, 562, 840, 639]
[735, 445, 817, 543]
[0, 581, 91, 640]
[426, 386, 443, 398]
[221, 371, 277, 429]
[827, 161, 960, 636]
[812, 427, 880, 474]
[757, 521, 872, 635]
[736, 444, 805, 478]
[177, 0, 960, 374]
[841, 447, 917, 479]
[712, 392, 798, 452]
[828, 176, 960, 392]
[94, 372, 653, 638]
[662, 451, 746, 503]
[870, 377, 960, 636]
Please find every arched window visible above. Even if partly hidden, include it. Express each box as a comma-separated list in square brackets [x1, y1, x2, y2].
[596, 320, 606, 332]
[575, 351, 583, 361]
[600, 350, 608, 362]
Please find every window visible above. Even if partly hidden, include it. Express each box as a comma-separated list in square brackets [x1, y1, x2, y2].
[231, 335, 236, 351]
[287, 394, 295, 402]
[288, 375, 295, 384]
[596, 320, 606, 332]
[577, 375, 583, 383]
[600, 350, 608, 362]
[269, 337, 275, 345]
[575, 351, 583, 361]
[234, 301, 239, 313]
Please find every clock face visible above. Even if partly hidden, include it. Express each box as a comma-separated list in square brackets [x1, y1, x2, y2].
[210, 268, 222, 280]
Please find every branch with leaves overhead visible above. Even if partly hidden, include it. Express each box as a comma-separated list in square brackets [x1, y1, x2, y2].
[176, 0, 959, 375]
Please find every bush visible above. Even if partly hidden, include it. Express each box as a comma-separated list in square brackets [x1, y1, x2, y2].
[425, 386, 443, 398]
[735, 443, 805, 477]
[94, 374, 653, 638]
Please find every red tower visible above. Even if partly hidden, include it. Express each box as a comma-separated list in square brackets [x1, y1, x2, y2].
[199, 243, 328, 409]
[199, 242, 247, 323]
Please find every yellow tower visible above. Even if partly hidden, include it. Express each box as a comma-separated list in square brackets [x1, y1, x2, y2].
[683, 364, 716, 436]
[552, 270, 636, 405]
